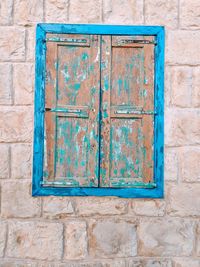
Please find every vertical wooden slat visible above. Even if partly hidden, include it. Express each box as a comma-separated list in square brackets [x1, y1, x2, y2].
[142, 44, 154, 183]
[44, 42, 57, 182]
[86, 34, 100, 186]
[143, 44, 154, 111]
[100, 35, 111, 187]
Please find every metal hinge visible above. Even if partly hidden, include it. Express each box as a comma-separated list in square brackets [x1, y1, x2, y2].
[45, 107, 82, 113]
[119, 39, 156, 45]
[46, 37, 88, 43]
[114, 110, 157, 115]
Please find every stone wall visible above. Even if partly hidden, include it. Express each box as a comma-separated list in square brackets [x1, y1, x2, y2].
[0, 0, 200, 266]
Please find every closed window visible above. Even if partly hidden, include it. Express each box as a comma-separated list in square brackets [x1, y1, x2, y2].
[33, 24, 164, 198]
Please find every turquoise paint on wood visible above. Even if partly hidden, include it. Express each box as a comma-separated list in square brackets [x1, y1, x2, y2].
[32, 24, 165, 198]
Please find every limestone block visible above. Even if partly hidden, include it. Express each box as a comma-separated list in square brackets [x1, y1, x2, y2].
[145, 0, 178, 29]
[11, 144, 32, 179]
[167, 184, 200, 217]
[88, 219, 137, 258]
[1, 181, 41, 218]
[64, 221, 88, 260]
[170, 66, 192, 107]
[103, 0, 143, 24]
[13, 63, 34, 105]
[166, 31, 200, 65]
[0, 144, 9, 178]
[138, 218, 195, 256]
[0, 106, 33, 142]
[165, 108, 200, 146]
[76, 197, 128, 216]
[0, 27, 25, 61]
[69, 0, 101, 23]
[164, 147, 179, 181]
[132, 200, 165, 216]
[43, 197, 74, 219]
[0, 0, 13, 25]
[0, 221, 7, 257]
[179, 147, 200, 182]
[180, 0, 200, 29]
[46, 0, 68, 23]
[6, 221, 63, 260]
[14, 0, 43, 26]
[0, 64, 12, 104]
[173, 259, 200, 267]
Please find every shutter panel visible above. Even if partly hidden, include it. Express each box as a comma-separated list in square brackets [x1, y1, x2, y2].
[43, 34, 100, 187]
[100, 35, 155, 188]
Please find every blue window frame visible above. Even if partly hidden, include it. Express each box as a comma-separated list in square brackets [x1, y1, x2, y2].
[32, 24, 164, 198]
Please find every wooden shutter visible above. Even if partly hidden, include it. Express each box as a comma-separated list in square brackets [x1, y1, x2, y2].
[43, 34, 100, 187]
[100, 35, 155, 188]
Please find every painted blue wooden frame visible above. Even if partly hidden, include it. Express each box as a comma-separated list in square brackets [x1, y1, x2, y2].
[32, 23, 165, 198]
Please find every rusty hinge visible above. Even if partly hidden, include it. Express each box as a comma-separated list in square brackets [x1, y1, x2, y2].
[114, 110, 157, 115]
[45, 107, 82, 113]
[119, 39, 156, 45]
[44, 107, 89, 118]
[46, 37, 88, 43]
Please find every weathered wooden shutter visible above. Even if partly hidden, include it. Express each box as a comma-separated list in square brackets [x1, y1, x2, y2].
[100, 35, 155, 188]
[43, 34, 100, 187]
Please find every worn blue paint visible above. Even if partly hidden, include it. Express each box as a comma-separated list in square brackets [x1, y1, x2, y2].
[32, 24, 165, 198]
[39, 23, 163, 36]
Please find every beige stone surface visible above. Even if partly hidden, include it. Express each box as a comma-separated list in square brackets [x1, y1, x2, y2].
[165, 108, 200, 146]
[13, 63, 34, 105]
[138, 218, 195, 256]
[192, 67, 200, 107]
[168, 66, 200, 108]
[0, 106, 33, 142]
[0, 260, 37, 267]
[6, 221, 63, 260]
[179, 147, 200, 182]
[0, 0, 13, 25]
[103, 0, 143, 24]
[14, 0, 43, 26]
[0, 221, 7, 257]
[64, 221, 88, 260]
[43, 196, 74, 218]
[164, 147, 179, 181]
[0, 27, 25, 61]
[145, 260, 172, 267]
[88, 219, 137, 258]
[173, 259, 200, 267]
[46, 0, 68, 23]
[197, 222, 200, 256]
[180, 0, 200, 29]
[69, 0, 101, 23]
[1, 181, 40, 218]
[145, 0, 178, 29]
[166, 31, 200, 65]
[170, 66, 192, 108]
[167, 184, 200, 217]
[0, 64, 12, 104]
[164, 66, 171, 107]
[132, 200, 165, 216]
[76, 197, 128, 216]
[11, 144, 32, 179]
[26, 27, 35, 62]
[37, 262, 102, 267]
[0, 144, 9, 178]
